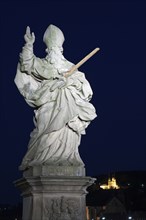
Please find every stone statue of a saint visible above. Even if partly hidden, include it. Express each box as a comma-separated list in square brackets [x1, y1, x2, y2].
[15, 24, 97, 171]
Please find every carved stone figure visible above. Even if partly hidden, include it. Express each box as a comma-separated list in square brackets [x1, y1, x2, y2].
[44, 197, 80, 220]
[14, 24, 97, 170]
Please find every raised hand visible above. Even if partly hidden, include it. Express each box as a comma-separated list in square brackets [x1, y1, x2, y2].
[24, 26, 35, 44]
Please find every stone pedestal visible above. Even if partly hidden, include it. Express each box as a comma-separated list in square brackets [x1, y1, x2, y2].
[15, 166, 95, 220]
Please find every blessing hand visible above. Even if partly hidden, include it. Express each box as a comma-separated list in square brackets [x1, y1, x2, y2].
[24, 26, 35, 44]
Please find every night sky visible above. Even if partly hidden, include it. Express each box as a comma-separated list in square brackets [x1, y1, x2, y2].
[0, 0, 146, 204]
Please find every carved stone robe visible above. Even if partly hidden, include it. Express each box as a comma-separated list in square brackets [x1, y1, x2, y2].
[15, 45, 97, 170]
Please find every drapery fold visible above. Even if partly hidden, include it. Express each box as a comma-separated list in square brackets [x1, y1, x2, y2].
[15, 55, 97, 170]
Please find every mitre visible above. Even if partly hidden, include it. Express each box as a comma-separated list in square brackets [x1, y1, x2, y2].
[43, 24, 65, 49]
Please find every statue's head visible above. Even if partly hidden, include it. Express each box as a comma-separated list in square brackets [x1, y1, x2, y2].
[43, 24, 65, 51]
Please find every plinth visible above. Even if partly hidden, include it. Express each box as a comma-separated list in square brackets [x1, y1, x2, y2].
[15, 165, 95, 220]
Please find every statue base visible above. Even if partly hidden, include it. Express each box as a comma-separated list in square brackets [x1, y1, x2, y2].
[23, 164, 85, 177]
[14, 166, 95, 220]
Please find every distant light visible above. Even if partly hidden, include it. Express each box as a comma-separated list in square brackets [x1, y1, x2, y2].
[100, 177, 120, 190]
[141, 183, 144, 187]
[128, 216, 132, 219]
[102, 217, 106, 220]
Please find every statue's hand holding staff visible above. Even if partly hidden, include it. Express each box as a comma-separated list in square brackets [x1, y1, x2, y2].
[50, 76, 67, 91]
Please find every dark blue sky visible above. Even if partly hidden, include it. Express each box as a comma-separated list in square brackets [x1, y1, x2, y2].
[0, 0, 146, 204]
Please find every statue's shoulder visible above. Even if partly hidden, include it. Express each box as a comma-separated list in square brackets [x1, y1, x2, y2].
[63, 59, 74, 69]
[63, 57, 85, 77]
[63, 59, 85, 77]
[71, 70, 85, 78]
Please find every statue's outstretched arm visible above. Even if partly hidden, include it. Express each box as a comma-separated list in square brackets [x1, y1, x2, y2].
[19, 26, 35, 73]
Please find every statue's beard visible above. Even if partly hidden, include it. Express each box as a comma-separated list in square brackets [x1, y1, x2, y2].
[46, 48, 64, 63]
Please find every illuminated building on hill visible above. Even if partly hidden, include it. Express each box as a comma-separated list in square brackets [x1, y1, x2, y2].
[100, 177, 120, 190]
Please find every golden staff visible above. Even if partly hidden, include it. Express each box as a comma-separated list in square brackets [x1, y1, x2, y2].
[64, 47, 100, 77]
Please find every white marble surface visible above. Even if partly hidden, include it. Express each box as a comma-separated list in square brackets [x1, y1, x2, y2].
[14, 24, 97, 170]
